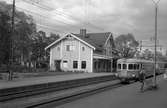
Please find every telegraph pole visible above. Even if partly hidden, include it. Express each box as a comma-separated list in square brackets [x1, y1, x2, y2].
[9, 0, 15, 80]
[152, 0, 160, 88]
[140, 40, 142, 52]
[153, 4, 157, 88]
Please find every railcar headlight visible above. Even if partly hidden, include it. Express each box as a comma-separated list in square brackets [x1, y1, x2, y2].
[115, 73, 118, 77]
[132, 74, 135, 77]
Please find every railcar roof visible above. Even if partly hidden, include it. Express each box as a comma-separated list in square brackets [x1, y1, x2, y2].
[117, 58, 153, 63]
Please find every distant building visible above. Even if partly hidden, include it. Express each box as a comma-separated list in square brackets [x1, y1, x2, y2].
[45, 29, 116, 73]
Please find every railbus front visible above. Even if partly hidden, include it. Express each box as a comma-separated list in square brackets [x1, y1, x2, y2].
[116, 58, 154, 82]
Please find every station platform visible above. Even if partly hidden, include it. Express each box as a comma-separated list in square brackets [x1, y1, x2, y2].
[55, 74, 167, 108]
[0, 73, 114, 90]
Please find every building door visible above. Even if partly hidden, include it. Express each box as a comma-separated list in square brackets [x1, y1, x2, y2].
[54, 60, 61, 71]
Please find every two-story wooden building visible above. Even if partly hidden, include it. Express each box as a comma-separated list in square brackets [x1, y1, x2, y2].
[45, 29, 116, 73]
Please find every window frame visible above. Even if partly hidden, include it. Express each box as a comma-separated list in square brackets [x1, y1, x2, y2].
[66, 45, 70, 51]
[123, 64, 127, 69]
[66, 45, 75, 51]
[82, 46, 85, 51]
[63, 60, 68, 68]
[73, 61, 78, 69]
[118, 64, 121, 69]
[81, 61, 86, 69]
[128, 64, 133, 70]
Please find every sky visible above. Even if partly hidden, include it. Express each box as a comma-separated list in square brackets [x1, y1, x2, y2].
[1, 0, 167, 53]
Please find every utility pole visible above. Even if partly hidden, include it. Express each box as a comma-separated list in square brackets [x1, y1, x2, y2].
[9, 0, 15, 80]
[140, 40, 142, 52]
[152, 0, 160, 88]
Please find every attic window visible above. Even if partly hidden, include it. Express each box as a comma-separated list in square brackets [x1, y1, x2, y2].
[57, 47, 60, 51]
[67, 34, 71, 37]
[82, 47, 85, 51]
[66, 45, 75, 51]
[66, 35, 74, 40]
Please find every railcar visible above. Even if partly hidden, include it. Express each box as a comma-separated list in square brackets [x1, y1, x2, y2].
[116, 58, 165, 82]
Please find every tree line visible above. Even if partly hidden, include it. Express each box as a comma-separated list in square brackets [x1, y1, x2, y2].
[0, 1, 59, 69]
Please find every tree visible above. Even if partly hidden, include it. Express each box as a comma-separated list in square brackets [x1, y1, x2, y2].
[0, 9, 11, 65]
[0, 1, 61, 70]
[142, 49, 154, 60]
[48, 33, 60, 44]
[14, 14, 36, 65]
[115, 33, 139, 58]
[31, 31, 60, 68]
[0, 1, 37, 66]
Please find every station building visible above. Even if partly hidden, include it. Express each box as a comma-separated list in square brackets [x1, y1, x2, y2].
[45, 29, 116, 73]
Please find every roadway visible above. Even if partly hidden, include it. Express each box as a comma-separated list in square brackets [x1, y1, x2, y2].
[52, 75, 167, 108]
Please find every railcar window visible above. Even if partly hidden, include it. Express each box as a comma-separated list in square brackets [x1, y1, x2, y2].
[123, 64, 127, 69]
[118, 64, 121, 69]
[134, 64, 137, 70]
[137, 64, 140, 69]
[128, 64, 133, 70]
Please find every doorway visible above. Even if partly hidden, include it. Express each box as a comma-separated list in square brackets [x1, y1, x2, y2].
[54, 60, 61, 71]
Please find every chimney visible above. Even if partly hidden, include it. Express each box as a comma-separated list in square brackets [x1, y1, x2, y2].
[80, 29, 86, 37]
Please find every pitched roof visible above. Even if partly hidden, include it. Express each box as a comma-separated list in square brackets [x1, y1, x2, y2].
[73, 32, 112, 50]
[45, 33, 95, 50]
[45, 32, 114, 51]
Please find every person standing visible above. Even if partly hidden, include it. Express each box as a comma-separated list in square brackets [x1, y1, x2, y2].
[164, 69, 167, 79]
[139, 68, 146, 92]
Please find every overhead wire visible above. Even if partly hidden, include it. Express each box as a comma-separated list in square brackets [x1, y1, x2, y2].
[21, 0, 103, 31]
[22, 0, 53, 11]
[16, 7, 65, 33]
[36, 23, 66, 34]
[83, 0, 104, 31]
[16, 6, 81, 33]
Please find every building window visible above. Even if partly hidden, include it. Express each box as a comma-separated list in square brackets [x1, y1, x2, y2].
[81, 61, 86, 69]
[71, 45, 75, 51]
[63, 61, 68, 68]
[57, 47, 60, 51]
[66, 45, 70, 51]
[82, 47, 85, 51]
[66, 45, 75, 51]
[73, 61, 78, 69]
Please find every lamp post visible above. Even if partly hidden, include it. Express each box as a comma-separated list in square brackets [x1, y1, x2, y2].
[152, 0, 160, 88]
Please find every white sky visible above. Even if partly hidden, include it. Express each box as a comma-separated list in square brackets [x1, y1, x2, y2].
[1, 0, 167, 53]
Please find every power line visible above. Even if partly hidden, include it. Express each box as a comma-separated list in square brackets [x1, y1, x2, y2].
[18, 0, 104, 32]
[36, 23, 66, 34]
[22, 0, 53, 11]
[16, 7, 81, 30]
[20, 1, 81, 26]
[16, 7, 76, 26]
[83, 0, 104, 31]
[23, 0, 104, 31]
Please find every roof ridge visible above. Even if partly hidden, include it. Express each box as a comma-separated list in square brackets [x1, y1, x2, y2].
[72, 32, 111, 35]
[86, 32, 111, 34]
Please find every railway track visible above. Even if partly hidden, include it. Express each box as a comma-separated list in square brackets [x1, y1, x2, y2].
[26, 80, 122, 108]
[27, 75, 161, 108]
[1, 74, 159, 108]
[0, 75, 116, 102]
[1, 79, 122, 108]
